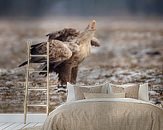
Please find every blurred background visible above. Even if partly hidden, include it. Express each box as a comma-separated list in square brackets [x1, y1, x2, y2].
[0, 0, 163, 17]
[0, 0, 162, 113]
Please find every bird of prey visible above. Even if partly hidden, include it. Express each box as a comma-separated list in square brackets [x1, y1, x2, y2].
[39, 20, 98, 86]
[19, 20, 99, 87]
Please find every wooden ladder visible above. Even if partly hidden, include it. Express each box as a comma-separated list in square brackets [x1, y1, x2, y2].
[24, 41, 50, 124]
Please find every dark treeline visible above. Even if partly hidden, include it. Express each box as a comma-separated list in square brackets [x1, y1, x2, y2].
[0, 0, 163, 17]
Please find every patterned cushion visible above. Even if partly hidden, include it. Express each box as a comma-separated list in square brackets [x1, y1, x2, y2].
[67, 82, 110, 102]
[110, 83, 140, 99]
[74, 85, 102, 100]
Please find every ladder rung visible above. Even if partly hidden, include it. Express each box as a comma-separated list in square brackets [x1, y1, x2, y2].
[30, 54, 47, 57]
[27, 104, 47, 107]
[28, 88, 47, 91]
[28, 70, 47, 72]
[18, 81, 41, 84]
[18, 81, 57, 85]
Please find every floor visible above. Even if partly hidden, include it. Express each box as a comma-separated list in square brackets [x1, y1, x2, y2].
[0, 114, 46, 130]
[0, 122, 43, 130]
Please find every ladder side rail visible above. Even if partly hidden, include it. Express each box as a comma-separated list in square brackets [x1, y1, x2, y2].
[24, 41, 31, 124]
[46, 42, 50, 115]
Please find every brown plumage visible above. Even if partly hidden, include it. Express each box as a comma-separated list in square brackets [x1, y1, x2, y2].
[47, 28, 100, 47]
[19, 20, 99, 86]
[41, 20, 98, 85]
[47, 28, 79, 42]
[18, 40, 79, 67]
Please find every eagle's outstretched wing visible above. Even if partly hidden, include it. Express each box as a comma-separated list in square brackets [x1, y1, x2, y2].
[18, 40, 73, 67]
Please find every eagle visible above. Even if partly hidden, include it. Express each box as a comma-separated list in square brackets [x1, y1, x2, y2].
[19, 20, 99, 87]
